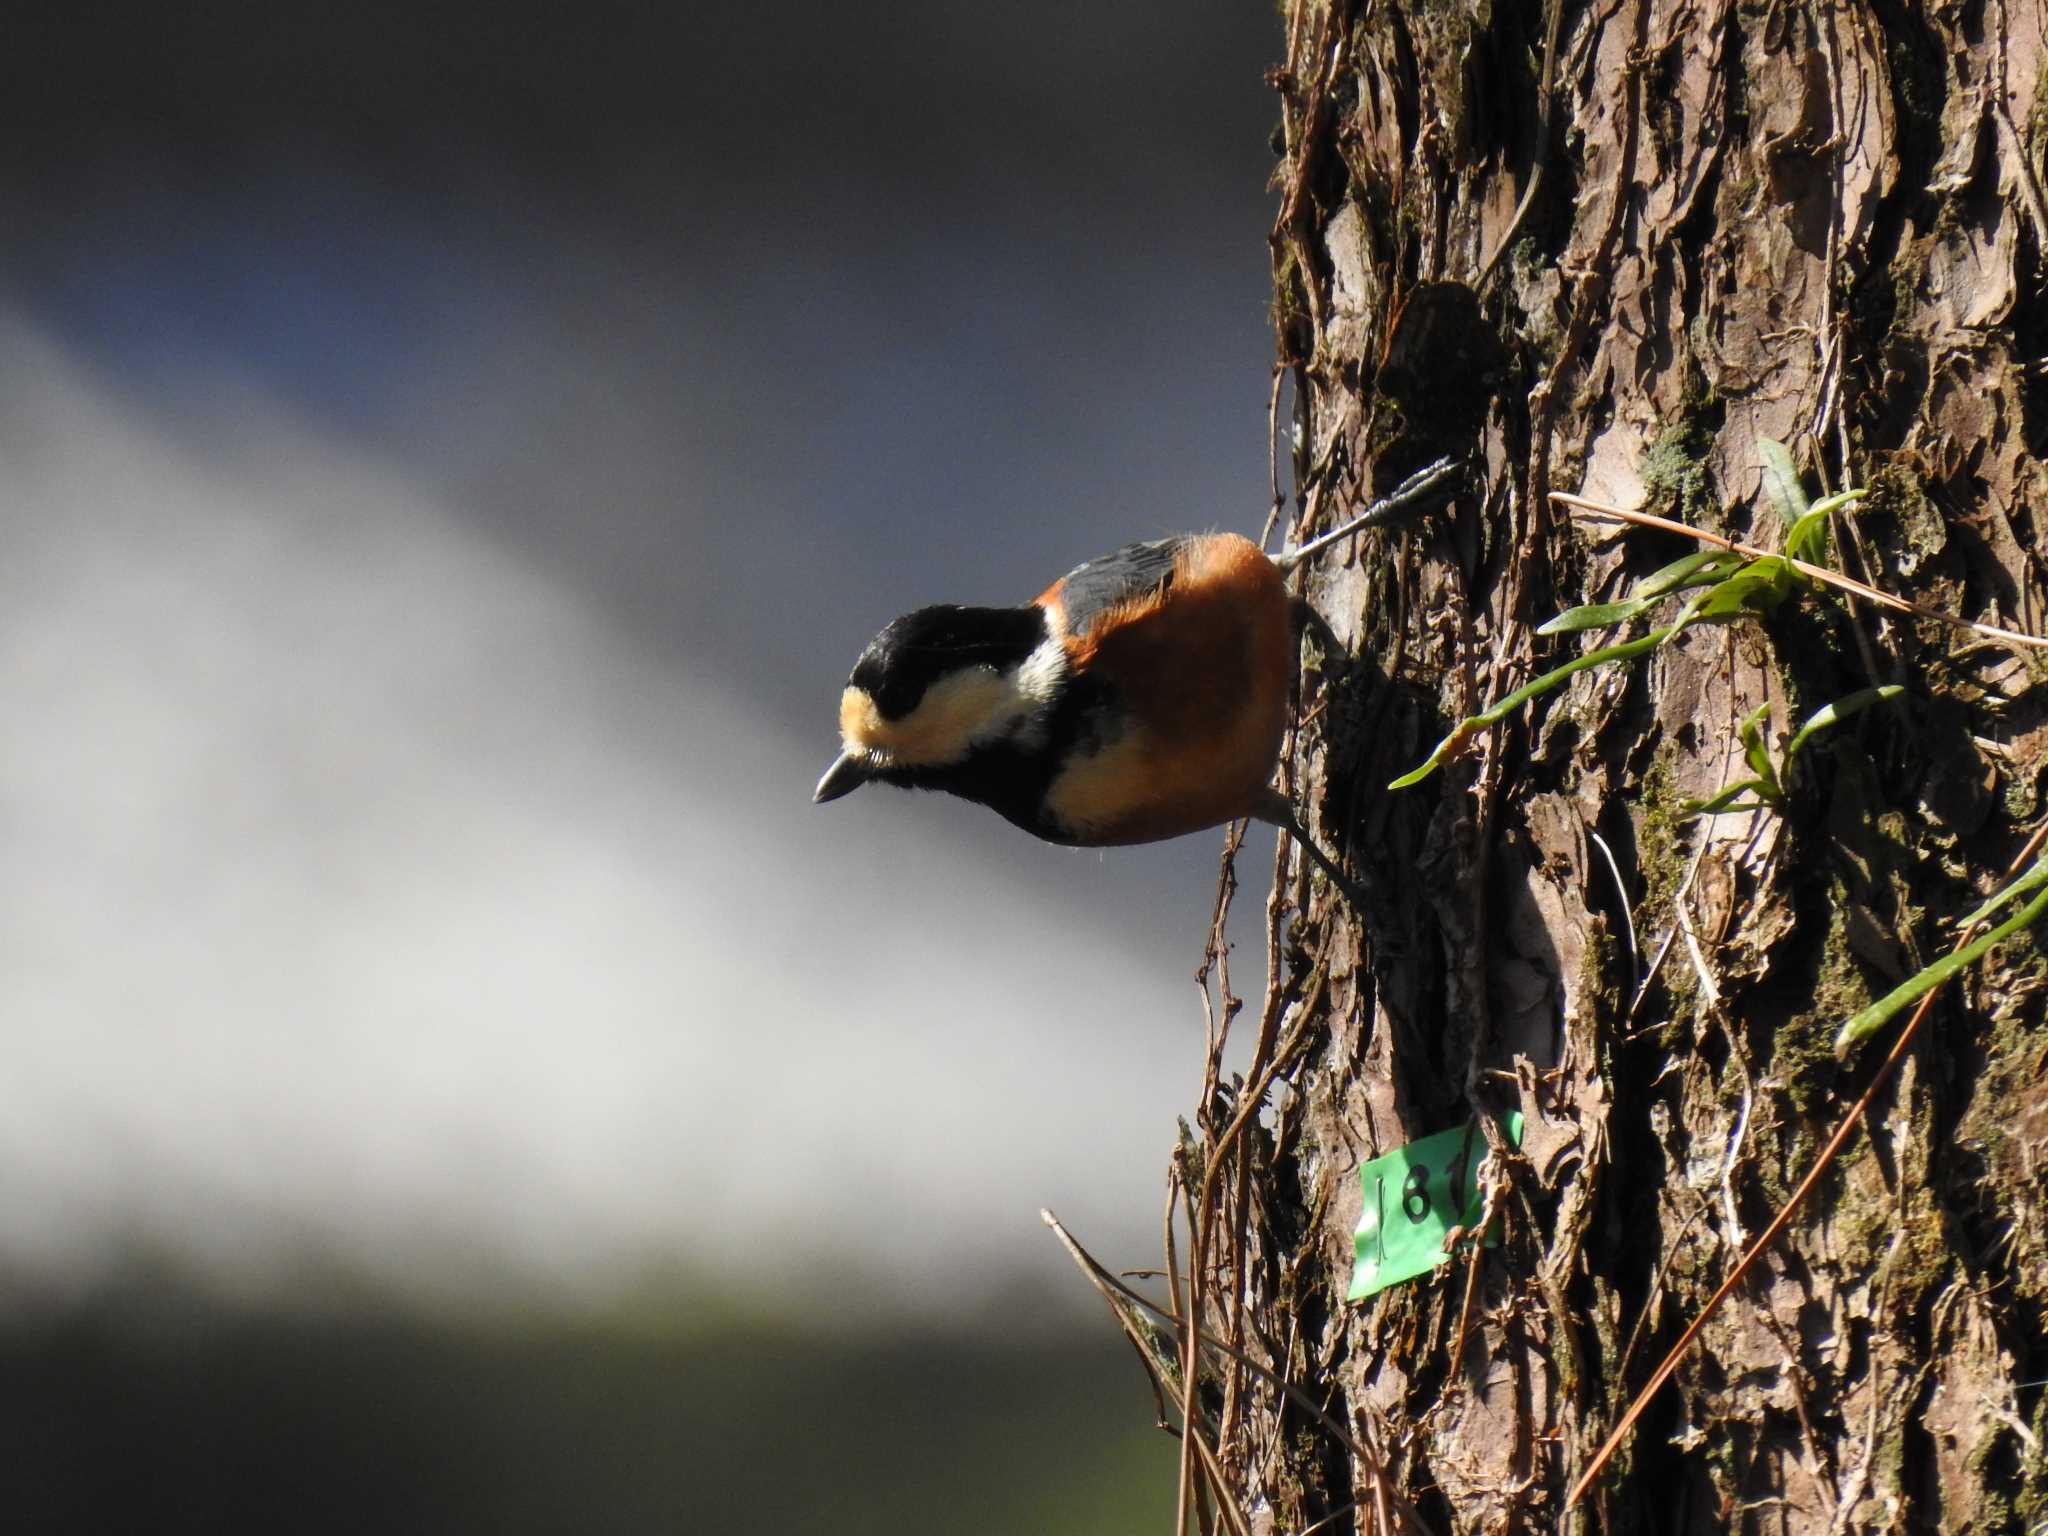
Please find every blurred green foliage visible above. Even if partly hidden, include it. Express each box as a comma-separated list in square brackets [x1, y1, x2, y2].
[1, 1273, 1173, 1533]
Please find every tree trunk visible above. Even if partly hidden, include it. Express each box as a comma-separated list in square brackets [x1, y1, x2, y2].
[1167, 3, 2048, 1532]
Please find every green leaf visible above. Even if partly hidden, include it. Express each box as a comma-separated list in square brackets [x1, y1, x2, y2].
[1805, 488, 1867, 520]
[1784, 486, 1865, 563]
[1388, 561, 1764, 790]
[1737, 702, 1777, 786]
[1537, 551, 1746, 636]
[1691, 575, 1773, 620]
[1652, 587, 1714, 644]
[1958, 854, 2048, 930]
[1785, 506, 1831, 563]
[1635, 549, 1745, 600]
[1490, 629, 1676, 717]
[1758, 437, 1809, 526]
[1691, 557, 1801, 620]
[1736, 700, 1770, 750]
[1389, 623, 1682, 788]
[1837, 856, 2048, 1053]
[1783, 685, 1905, 761]
[1684, 779, 1777, 817]
[1538, 598, 1654, 634]
[1387, 720, 1479, 789]
[1388, 754, 1449, 791]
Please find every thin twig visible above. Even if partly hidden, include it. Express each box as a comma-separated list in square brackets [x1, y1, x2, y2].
[1551, 492, 2048, 650]
[1527, 0, 1648, 520]
[1261, 366, 1290, 554]
[1183, 812, 1250, 1533]
[1191, 1430, 1255, 1536]
[1474, 0, 1568, 290]
[1569, 987, 1935, 1504]
[1588, 828, 1640, 977]
[1613, 1204, 1707, 1384]
[1042, 1210, 1395, 1484]
[1297, 1501, 1365, 1536]
[1674, 870, 1726, 1013]
[1627, 839, 1711, 1027]
[1717, 1053, 1754, 1248]
[1567, 819, 2048, 1505]
[1182, 867, 1310, 1513]
[1444, 1149, 1508, 1385]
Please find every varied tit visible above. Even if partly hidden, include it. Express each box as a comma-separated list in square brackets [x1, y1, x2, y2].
[813, 458, 1463, 894]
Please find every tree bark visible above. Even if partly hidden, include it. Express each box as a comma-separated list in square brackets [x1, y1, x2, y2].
[1171, 3, 2048, 1532]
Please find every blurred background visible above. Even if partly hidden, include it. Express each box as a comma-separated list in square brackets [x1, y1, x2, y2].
[0, 4, 1284, 1528]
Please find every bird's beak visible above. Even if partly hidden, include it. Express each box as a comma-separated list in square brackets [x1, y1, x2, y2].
[813, 750, 873, 804]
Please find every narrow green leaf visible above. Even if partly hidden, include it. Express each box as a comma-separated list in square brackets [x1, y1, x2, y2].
[1388, 623, 1682, 788]
[1783, 685, 1905, 761]
[1785, 506, 1831, 563]
[1684, 779, 1777, 817]
[1492, 627, 1676, 713]
[1758, 437, 1809, 525]
[1652, 588, 1715, 646]
[1388, 754, 1448, 791]
[1538, 550, 1747, 637]
[1691, 576, 1771, 620]
[1538, 598, 1653, 634]
[1692, 557, 1801, 620]
[1737, 702, 1776, 786]
[1387, 720, 1479, 789]
[1837, 859, 2048, 1052]
[1805, 488, 1867, 520]
[1635, 549, 1745, 600]
[1958, 854, 2048, 930]
[1736, 701, 1770, 751]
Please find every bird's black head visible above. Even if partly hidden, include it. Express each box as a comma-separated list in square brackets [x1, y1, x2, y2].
[851, 605, 1046, 719]
[815, 603, 1055, 803]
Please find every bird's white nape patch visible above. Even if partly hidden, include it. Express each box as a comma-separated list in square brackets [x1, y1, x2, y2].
[1013, 636, 1068, 708]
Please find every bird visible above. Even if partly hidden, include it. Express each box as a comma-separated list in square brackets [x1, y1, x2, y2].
[813, 458, 1463, 897]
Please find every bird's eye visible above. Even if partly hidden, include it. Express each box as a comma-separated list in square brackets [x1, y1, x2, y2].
[874, 678, 923, 719]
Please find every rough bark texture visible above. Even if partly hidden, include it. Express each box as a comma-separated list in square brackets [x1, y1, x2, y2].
[1179, 3, 2048, 1532]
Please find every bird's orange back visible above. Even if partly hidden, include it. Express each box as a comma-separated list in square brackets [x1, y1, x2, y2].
[1034, 533, 1293, 844]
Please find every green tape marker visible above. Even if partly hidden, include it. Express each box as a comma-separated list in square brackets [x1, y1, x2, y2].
[1347, 1111, 1524, 1301]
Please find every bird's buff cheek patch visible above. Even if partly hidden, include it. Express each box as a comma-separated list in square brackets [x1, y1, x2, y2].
[839, 672, 1013, 767]
[840, 688, 887, 751]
